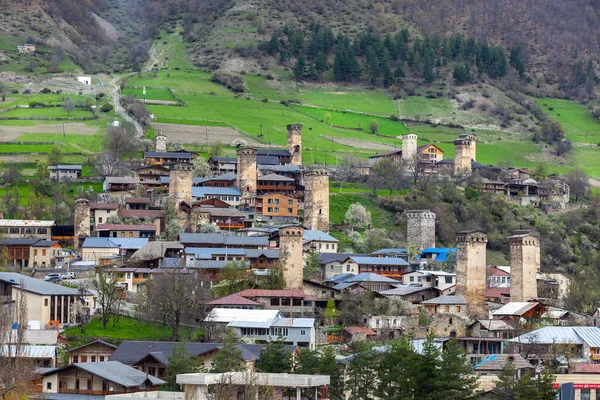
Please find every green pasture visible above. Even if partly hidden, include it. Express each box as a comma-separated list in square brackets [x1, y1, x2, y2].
[154, 118, 229, 127]
[396, 96, 454, 119]
[0, 181, 102, 207]
[245, 76, 294, 100]
[12, 133, 104, 152]
[127, 70, 231, 94]
[153, 29, 194, 70]
[1, 107, 95, 119]
[0, 93, 90, 108]
[122, 87, 176, 101]
[0, 144, 57, 153]
[329, 193, 395, 228]
[292, 105, 410, 137]
[537, 98, 600, 144]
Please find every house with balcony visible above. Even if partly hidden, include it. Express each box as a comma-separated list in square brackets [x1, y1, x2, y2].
[229, 316, 316, 349]
[257, 174, 296, 195]
[421, 295, 467, 316]
[97, 224, 156, 239]
[178, 233, 269, 249]
[0, 219, 54, 240]
[206, 294, 263, 310]
[341, 256, 409, 280]
[191, 207, 248, 231]
[492, 302, 547, 326]
[255, 193, 298, 222]
[234, 289, 315, 317]
[302, 230, 339, 254]
[143, 151, 193, 166]
[334, 272, 401, 292]
[48, 165, 82, 181]
[41, 361, 164, 396]
[68, 340, 118, 364]
[460, 320, 515, 363]
[124, 197, 150, 210]
[103, 177, 139, 192]
[90, 203, 119, 231]
[1, 239, 65, 269]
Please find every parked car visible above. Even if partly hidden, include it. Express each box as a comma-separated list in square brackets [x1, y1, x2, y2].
[62, 272, 76, 279]
[44, 273, 62, 281]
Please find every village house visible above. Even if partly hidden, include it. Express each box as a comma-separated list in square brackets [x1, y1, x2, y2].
[341, 256, 409, 279]
[474, 354, 534, 377]
[229, 317, 316, 350]
[256, 174, 296, 195]
[90, 203, 119, 230]
[421, 295, 467, 316]
[126, 240, 184, 269]
[103, 177, 140, 192]
[402, 270, 456, 291]
[192, 187, 241, 207]
[0, 272, 92, 327]
[302, 230, 339, 254]
[206, 294, 263, 310]
[96, 224, 157, 239]
[2, 238, 64, 269]
[234, 289, 315, 317]
[30, 240, 64, 267]
[343, 326, 378, 343]
[143, 151, 194, 166]
[492, 302, 547, 327]
[255, 193, 299, 222]
[179, 233, 269, 249]
[379, 285, 439, 303]
[41, 361, 164, 396]
[190, 207, 248, 231]
[301, 280, 340, 307]
[319, 254, 359, 280]
[68, 340, 118, 364]
[17, 44, 36, 53]
[48, 165, 82, 181]
[0, 344, 57, 368]
[193, 172, 238, 188]
[124, 197, 150, 210]
[117, 209, 165, 235]
[133, 165, 170, 188]
[370, 248, 408, 259]
[81, 237, 149, 262]
[0, 219, 54, 240]
[332, 272, 401, 292]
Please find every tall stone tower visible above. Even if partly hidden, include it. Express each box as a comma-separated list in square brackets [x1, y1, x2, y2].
[509, 230, 540, 302]
[401, 134, 418, 165]
[454, 137, 472, 175]
[303, 167, 330, 233]
[287, 124, 303, 167]
[156, 132, 167, 153]
[74, 198, 91, 251]
[455, 231, 488, 306]
[279, 226, 304, 289]
[236, 148, 257, 205]
[169, 163, 193, 207]
[406, 210, 436, 251]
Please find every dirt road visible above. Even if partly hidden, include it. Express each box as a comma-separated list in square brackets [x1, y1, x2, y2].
[109, 75, 144, 138]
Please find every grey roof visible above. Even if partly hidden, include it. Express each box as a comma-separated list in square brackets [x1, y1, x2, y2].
[71, 361, 164, 387]
[144, 152, 192, 159]
[32, 240, 60, 248]
[421, 295, 466, 305]
[323, 273, 356, 283]
[110, 341, 220, 365]
[67, 340, 118, 353]
[475, 354, 533, 371]
[492, 302, 540, 316]
[1, 238, 43, 246]
[256, 149, 291, 157]
[104, 176, 139, 184]
[244, 249, 280, 259]
[256, 156, 279, 165]
[472, 320, 514, 331]
[208, 156, 236, 163]
[347, 256, 409, 266]
[0, 272, 78, 296]
[193, 207, 247, 218]
[190, 260, 229, 269]
[257, 173, 294, 182]
[332, 282, 365, 291]
[128, 241, 184, 262]
[48, 165, 83, 170]
[192, 187, 241, 197]
[178, 233, 268, 247]
[186, 247, 246, 259]
[379, 285, 433, 296]
[82, 237, 149, 249]
[370, 248, 408, 256]
[258, 165, 301, 173]
[320, 253, 362, 265]
[510, 327, 600, 347]
[303, 230, 339, 243]
[272, 318, 315, 328]
[346, 272, 402, 283]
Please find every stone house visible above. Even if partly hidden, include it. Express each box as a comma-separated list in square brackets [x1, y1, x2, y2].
[48, 165, 82, 181]
[343, 326, 377, 343]
[81, 237, 148, 262]
[421, 295, 467, 316]
[379, 285, 440, 303]
[90, 203, 119, 230]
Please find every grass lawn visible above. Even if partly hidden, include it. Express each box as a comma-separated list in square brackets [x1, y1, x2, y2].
[396, 96, 454, 119]
[0, 144, 57, 153]
[0, 94, 90, 108]
[155, 118, 229, 127]
[300, 88, 397, 116]
[537, 98, 600, 144]
[13, 133, 105, 152]
[63, 317, 201, 342]
[292, 105, 410, 137]
[408, 123, 464, 142]
[329, 193, 394, 228]
[127, 70, 231, 94]
[1, 107, 95, 119]
[122, 87, 177, 102]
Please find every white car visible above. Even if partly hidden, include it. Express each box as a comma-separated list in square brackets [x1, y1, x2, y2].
[44, 273, 62, 281]
[62, 272, 76, 279]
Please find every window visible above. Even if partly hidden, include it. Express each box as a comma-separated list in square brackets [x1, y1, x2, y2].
[268, 199, 273, 204]
[281, 298, 291, 306]
[34, 249, 38, 256]
[456, 306, 461, 312]
[581, 389, 590, 400]
[100, 356, 104, 361]
[346, 265, 350, 272]
[417, 277, 422, 282]
[73, 355, 78, 362]
[300, 330, 306, 336]
[91, 356, 96, 362]
[44, 299, 48, 307]
[288, 208, 293, 214]
[292, 298, 302, 306]
[98, 217, 103, 223]
[270, 298, 280, 306]
[121, 232, 125, 237]
[444, 306, 449, 312]
[445, 276, 453, 284]
[274, 207, 279, 212]
[274, 199, 279, 204]
[326, 244, 329, 250]
[81, 355, 87, 362]
[288, 200, 293, 205]
[42, 249, 46, 256]
[268, 207, 273, 212]
[46, 382, 52, 390]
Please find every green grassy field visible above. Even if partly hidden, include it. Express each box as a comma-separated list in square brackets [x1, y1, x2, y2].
[127, 70, 231, 94]
[63, 316, 202, 342]
[122, 87, 177, 101]
[153, 29, 194, 70]
[0, 94, 91, 108]
[155, 117, 229, 126]
[0, 181, 103, 206]
[1, 107, 95, 119]
[537, 98, 600, 144]
[12, 133, 104, 152]
[329, 193, 395, 228]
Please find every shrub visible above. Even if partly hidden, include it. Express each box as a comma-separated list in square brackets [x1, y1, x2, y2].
[100, 103, 114, 113]
[389, 115, 399, 121]
[211, 71, 246, 93]
[40, 88, 52, 94]
[11, 89, 19, 94]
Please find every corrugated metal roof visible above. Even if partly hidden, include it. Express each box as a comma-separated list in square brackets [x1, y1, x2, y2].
[96, 224, 156, 231]
[82, 237, 149, 249]
[323, 273, 356, 283]
[257, 173, 294, 182]
[73, 361, 164, 387]
[204, 308, 281, 323]
[179, 233, 268, 246]
[0, 219, 54, 227]
[237, 289, 306, 298]
[370, 248, 407, 255]
[192, 187, 241, 197]
[421, 295, 466, 305]
[510, 327, 600, 347]
[1, 344, 55, 358]
[272, 318, 315, 328]
[492, 302, 539, 316]
[207, 294, 262, 306]
[348, 256, 409, 266]
[48, 165, 83, 170]
[475, 354, 533, 371]
[185, 247, 246, 259]
[379, 285, 432, 296]
[346, 272, 402, 283]
[303, 230, 339, 243]
[0, 273, 78, 296]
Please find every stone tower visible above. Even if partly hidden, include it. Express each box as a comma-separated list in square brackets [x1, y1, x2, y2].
[169, 163, 193, 207]
[287, 124, 303, 167]
[74, 198, 91, 251]
[455, 231, 488, 305]
[402, 134, 418, 165]
[236, 148, 257, 205]
[509, 230, 540, 302]
[406, 210, 436, 251]
[454, 137, 472, 175]
[303, 167, 330, 233]
[156, 132, 167, 153]
[279, 226, 304, 289]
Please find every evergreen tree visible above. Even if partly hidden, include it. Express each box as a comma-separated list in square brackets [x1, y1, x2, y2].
[315, 52, 328, 81]
[433, 338, 477, 399]
[212, 329, 243, 372]
[366, 46, 380, 85]
[453, 64, 471, 84]
[347, 342, 378, 400]
[320, 347, 345, 400]
[513, 370, 538, 400]
[537, 368, 558, 400]
[256, 337, 292, 373]
[164, 343, 204, 391]
[423, 52, 435, 83]
[495, 359, 517, 397]
[267, 32, 280, 55]
[509, 44, 526, 77]
[415, 332, 441, 398]
[376, 336, 421, 400]
[295, 348, 320, 374]
[293, 55, 306, 80]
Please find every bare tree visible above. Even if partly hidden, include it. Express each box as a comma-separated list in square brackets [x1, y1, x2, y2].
[92, 152, 126, 177]
[90, 267, 123, 329]
[0, 281, 39, 400]
[564, 169, 589, 202]
[63, 98, 75, 116]
[104, 126, 141, 159]
[145, 269, 210, 341]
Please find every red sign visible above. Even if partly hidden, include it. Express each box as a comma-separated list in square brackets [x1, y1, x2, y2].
[554, 383, 600, 389]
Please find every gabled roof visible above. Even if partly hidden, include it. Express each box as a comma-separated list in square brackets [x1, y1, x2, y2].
[256, 149, 291, 157]
[258, 165, 301, 173]
[104, 176, 139, 184]
[346, 256, 409, 266]
[192, 207, 247, 218]
[323, 273, 356, 283]
[82, 237, 149, 249]
[206, 294, 262, 306]
[185, 247, 246, 259]
[510, 327, 600, 347]
[379, 285, 434, 296]
[67, 340, 118, 353]
[124, 197, 150, 204]
[257, 173, 294, 182]
[475, 354, 533, 371]
[204, 308, 282, 323]
[237, 289, 306, 298]
[370, 248, 407, 256]
[192, 187, 241, 197]
[96, 224, 156, 231]
[421, 295, 466, 305]
[492, 302, 540, 316]
[345, 272, 402, 283]
[91, 203, 119, 210]
[45, 361, 164, 387]
[0, 219, 54, 227]
[128, 241, 183, 262]
[178, 233, 268, 247]
[303, 230, 339, 243]
[1, 239, 44, 246]
[110, 341, 220, 365]
[0, 272, 78, 296]
[31, 240, 60, 248]
[48, 165, 82, 170]
[0, 344, 55, 359]
[571, 364, 600, 373]
[144, 151, 192, 158]
[473, 320, 514, 331]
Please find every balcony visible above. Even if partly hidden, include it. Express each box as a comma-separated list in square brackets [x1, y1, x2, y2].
[132, 277, 147, 284]
[591, 353, 600, 361]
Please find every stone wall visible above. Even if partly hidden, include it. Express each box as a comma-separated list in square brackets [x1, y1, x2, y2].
[454, 139, 472, 175]
[155, 133, 167, 152]
[510, 231, 540, 302]
[236, 148, 257, 205]
[279, 226, 304, 289]
[455, 231, 487, 315]
[402, 134, 418, 166]
[303, 167, 330, 233]
[74, 198, 91, 251]
[169, 163, 193, 206]
[406, 210, 436, 250]
[287, 124, 302, 167]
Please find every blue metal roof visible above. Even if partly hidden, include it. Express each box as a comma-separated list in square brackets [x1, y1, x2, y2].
[348, 256, 409, 266]
[346, 272, 401, 283]
[186, 247, 246, 259]
[82, 237, 148, 249]
[303, 230, 339, 242]
[421, 248, 457, 263]
[192, 187, 241, 197]
[324, 273, 356, 283]
[370, 248, 407, 255]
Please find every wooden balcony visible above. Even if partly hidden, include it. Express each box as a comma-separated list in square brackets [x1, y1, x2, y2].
[216, 222, 245, 230]
[591, 353, 600, 361]
[132, 277, 147, 284]
[59, 388, 125, 396]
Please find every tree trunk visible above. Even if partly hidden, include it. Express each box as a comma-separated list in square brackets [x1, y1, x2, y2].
[173, 312, 180, 341]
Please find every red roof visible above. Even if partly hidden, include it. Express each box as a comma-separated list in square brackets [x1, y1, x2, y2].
[206, 293, 262, 306]
[118, 210, 165, 219]
[237, 289, 306, 298]
[96, 224, 156, 231]
[343, 326, 377, 336]
[486, 288, 511, 298]
[124, 197, 150, 204]
[487, 266, 509, 276]
[571, 364, 600, 373]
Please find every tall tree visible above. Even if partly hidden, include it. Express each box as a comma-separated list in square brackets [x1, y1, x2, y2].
[90, 267, 123, 329]
[47, 144, 63, 166]
[347, 342, 378, 400]
[256, 337, 293, 373]
[163, 343, 205, 391]
[433, 338, 477, 399]
[212, 329, 243, 373]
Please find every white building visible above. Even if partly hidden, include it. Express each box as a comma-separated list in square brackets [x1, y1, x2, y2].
[77, 76, 92, 85]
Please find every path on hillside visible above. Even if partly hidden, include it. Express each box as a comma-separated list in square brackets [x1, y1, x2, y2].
[68, 142, 93, 154]
[109, 75, 144, 138]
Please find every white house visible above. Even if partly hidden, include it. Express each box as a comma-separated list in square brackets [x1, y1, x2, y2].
[77, 76, 92, 85]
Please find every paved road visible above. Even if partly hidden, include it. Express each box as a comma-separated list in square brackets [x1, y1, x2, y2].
[109, 75, 144, 138]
